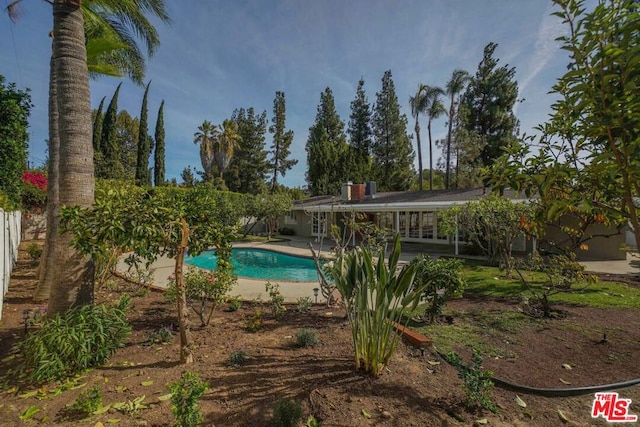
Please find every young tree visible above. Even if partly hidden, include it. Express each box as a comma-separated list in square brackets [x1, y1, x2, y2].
[0, 75, 32, 209]
[347, 78, 373, 184]
[268, 91, 298, 192]
[371, 70, 415, 191]
[115, 110, 140, 180]
[490, 0, 640, 255]
[135, 80, 152, 186]
[226, 107, 268, 194]
[444, 69, 469, 189]
[306, 87, 350, 196]
[154, 100, 165, 186]
[61, 186, 245, 363]
[459, 43, 519, 170]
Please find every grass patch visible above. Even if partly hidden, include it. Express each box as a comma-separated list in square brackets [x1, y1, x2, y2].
[416, 309, 539, 357]
[461, 262, 640, 308]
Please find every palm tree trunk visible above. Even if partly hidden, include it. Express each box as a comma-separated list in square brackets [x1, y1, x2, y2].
[445, 95, 455, 190]
[35, 42, 59, 303]
[48, 0, 95, 316]
[415, 120, 423, 191]
[427, 120, 434, 191]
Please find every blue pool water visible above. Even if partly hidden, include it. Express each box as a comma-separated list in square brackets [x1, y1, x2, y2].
[185, 248, 319, 282]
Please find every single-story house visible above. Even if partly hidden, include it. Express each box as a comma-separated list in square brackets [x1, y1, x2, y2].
[280, 183, 627, 261]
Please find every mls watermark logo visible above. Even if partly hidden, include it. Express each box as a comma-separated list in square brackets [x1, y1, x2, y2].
[591, 392, 638, 423]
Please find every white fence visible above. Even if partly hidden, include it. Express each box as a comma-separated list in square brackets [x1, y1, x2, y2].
[0, 210, 21, 320]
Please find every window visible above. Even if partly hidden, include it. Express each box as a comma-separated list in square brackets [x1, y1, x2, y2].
[409, 211, 420, 238]
[422, 212, 434, 239]
[398, 212, 408, 237]
[312, 212, 327, 236]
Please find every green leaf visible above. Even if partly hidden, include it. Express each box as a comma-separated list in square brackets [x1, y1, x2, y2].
[93, 404, 111, 415]
[361, 409, 371, 419]
[19, 405, 40, 420]
[140, 381, 153, 386]
[156, 393, 172, 402]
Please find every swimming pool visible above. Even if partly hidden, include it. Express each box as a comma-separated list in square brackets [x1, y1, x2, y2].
[185, 248, 320, 282]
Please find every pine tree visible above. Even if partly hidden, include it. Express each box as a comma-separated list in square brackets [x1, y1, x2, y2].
[99, 83, 123, 178]
[92, 96, 105, 151]
[154, 100, 165, 186]
[226, 107, 269, 194]
[268, 91, 298, 192]
[305, 87, 350, 196]
[347, 78, 373, 184]
[459, 42, 519, 171]
[371, 70, 415, 191]
[136, 81, 152, 186]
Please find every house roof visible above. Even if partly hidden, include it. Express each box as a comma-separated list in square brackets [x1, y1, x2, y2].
[292, 187, 529, 213]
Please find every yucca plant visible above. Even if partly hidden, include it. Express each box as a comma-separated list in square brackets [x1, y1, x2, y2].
[326, 234, 427, 376]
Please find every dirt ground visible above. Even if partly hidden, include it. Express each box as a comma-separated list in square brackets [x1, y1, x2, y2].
[1, 241, 639, 426]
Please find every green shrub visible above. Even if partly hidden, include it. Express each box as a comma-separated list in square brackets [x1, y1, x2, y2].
[142, 325, 174, 346]
[25, 243, 42, 264]
[266, 282, 286, 320]
[411, 255, 466, 323]
[295, 328, 319, 348]
[227, 351, 248, 367]
[445, 350, 498, 413]
[166, 267, 236, 326]
[69, 386, 102, 417]
[20, 295, 131, 383]
[277, 227, 295, 236]
[244, 308, 263, 332]
[228, 296, 242, 312]
[325, 234, 427, 376]
[272, 397, 303, 427]
[168, 372, 208, 427]
[295, 297, 312, 313]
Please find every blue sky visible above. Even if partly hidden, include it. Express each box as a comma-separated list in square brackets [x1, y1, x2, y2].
[1, 0, 589, 187]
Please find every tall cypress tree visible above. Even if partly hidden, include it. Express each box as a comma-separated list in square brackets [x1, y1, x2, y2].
[268, 91, 298, 192]
[92, 96, 106, 151]
[99, 83, 123, 178]
[347, 78, 373, 184]
[154, 100, 165, 186]
[306, 87, 350, 196]
[226, 107, 269, 194]
[459, 42, 519, 170]
[371, 70, 415, 191]
[136, 81, 152, 186]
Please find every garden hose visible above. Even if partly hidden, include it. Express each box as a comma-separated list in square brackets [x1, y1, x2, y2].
[436, 351, 640, 397]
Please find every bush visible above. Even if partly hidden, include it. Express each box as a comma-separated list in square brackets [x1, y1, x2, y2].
[20, 296, 131, 383]
[25, 243, 42, 264]
[266, 282, 286, 320]
[244, 308, 263, 332]
[277, 227, 295, 236]
[166, 267, 236, 326]
[168, 372, 208, 427]
[295, 296, 312, 313]
[411, 255, 466, 323]
[69, 386, 102, 417]
[295, 328, 319, 348]
[21, 171, 47, 211]
[324, 234, 427, 376]
[272, 397, 303, 427]
[445, 350, 498, 413]
[228, 296, 242, 312]
[227, 351, 248, 367]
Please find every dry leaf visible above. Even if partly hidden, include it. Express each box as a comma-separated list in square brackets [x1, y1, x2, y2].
[515, 395, 527, 408]
[558, 409, 570, 423]
[559, 378, 571, 385]
[562, 363, 572, 370]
